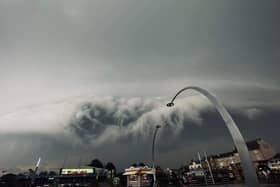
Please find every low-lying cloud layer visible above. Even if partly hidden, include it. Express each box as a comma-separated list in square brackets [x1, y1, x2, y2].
[68, 94, 277, 146]
[0, 91, 276, 141]
[69, 96, 209, 145]
[0, 93, 279, 171]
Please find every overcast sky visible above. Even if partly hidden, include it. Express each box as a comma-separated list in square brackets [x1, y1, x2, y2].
[0, 0, 280, 172]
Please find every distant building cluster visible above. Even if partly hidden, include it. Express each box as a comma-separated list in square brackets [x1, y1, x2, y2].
[208, 138, 276, 169]
[185, 138, 280, 183]
[0, 138, 280, 187]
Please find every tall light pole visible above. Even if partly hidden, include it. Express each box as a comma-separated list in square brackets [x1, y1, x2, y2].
[166, 86, 259, 187]
[152, 125, 161, 187]
[204, 151, 215, 185]
[197, 152, 208, 186]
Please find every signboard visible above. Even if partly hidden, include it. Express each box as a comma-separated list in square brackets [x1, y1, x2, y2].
[61, 168, 94, 175]
[113, 177, 120, 186]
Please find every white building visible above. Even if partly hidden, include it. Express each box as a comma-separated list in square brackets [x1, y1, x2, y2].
[123, 166, 154, 187]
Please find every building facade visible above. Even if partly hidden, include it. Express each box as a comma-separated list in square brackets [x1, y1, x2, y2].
[123, 166, 154, 187]
[208, 138, 276, 169]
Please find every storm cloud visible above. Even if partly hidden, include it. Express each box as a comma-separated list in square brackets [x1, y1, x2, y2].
[0, 0, 280, 172]
[68, 94, 277, 146]
[1, 94, 279, 171]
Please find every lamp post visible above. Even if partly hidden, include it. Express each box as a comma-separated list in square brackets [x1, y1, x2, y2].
[204, 151, 215, 185]
[166, 86, 259, 187]
[152, 125, 161, 187]
[197, 152, 208, 186]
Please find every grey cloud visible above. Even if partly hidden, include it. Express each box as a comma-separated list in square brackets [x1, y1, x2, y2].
[243, 108, 265, 120]
[68, 96, 209, 145]
[67, 93, 280, 146]
[1, 101, 279, 172]
[0, 0, 279, 95]
[0, 0, 280, 172]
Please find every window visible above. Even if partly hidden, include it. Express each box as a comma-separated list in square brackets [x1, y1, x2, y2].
[129, 175, 137, 181]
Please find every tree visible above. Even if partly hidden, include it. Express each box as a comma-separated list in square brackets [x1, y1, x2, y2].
[28, 168, 35, 176]
[49, 171, 57, 176]
[1, 173, 17, 187]
[88, 158, 104, 168]
[138, 162, 146, 167]
[39, 171, 48, 176]
[105, 162, 116, 178]
[105, 162, 116, 171]
[131, 163, 138, 167]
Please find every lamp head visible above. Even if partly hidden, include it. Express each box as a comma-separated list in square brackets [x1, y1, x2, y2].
[155, 125, 161, 129]
[166, 102, 174, 107]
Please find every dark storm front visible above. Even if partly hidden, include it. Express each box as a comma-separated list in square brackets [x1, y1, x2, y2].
[1, 87, 280, 187]
[1, 0, 280, 187]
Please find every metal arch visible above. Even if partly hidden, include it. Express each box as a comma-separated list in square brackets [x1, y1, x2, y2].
[169, 86, 259, 187]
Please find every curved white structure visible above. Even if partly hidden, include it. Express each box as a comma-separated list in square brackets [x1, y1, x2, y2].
[167, 86, 259, 187]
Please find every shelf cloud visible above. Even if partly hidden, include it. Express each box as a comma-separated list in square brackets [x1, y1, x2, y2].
[0, 0, 279, 171]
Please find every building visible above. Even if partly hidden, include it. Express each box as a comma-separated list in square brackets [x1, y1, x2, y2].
[208, 138, 276, 169]
[57, 168, 97, 186]
[188, 161, 204, 176]
[123, 165, 154, 187]
[268, 154, 280, 172]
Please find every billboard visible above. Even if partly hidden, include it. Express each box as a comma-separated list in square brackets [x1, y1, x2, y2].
[61, 168, 95, 175]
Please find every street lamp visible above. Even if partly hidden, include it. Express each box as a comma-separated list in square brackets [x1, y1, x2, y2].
[152, 125, 161, 187]
[166, 86, 259, 187]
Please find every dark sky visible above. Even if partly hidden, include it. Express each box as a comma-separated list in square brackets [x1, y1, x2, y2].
[0, 0, 279, 172]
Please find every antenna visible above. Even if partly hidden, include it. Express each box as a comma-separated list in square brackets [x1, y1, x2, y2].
[204, 151, 215, 184]
[30, 157, 41, 187]
[197, 152, 208, 186]
[34, 157, 41, 174]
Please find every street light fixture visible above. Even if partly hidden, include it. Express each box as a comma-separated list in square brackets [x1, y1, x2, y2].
[166, 102, 174, 107]
[152, 125, 161, 187]
[166, 86, 259, 187]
